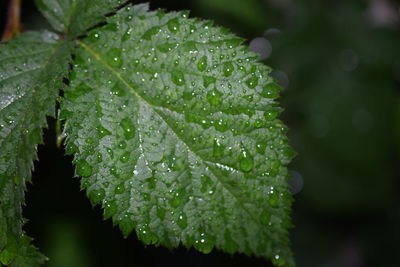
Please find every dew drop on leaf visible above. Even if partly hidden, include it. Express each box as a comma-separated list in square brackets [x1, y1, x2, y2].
[239, 150, 253, 172]
[115, 183, 125, 194]
[261, 82, 281, 99]
[138, 225, 158, 245]
[197, 56, 208, 71]
[76, 159, 92, 177]
[245, 75, 259, 89]
[88, 188, 105, 205]
[120, 118, 135, 139]
[106, 48, 122, 67]
[194, 231, 215, 254]
[120, 151, 130, 163]
[142, 26, 161, 40]
[213, 139, 224, 158]
[207, 88, 222, 106]
[268, 187, 279, 208]
[177, 213, 188, 229]
[171, 71, 185, 86]
[167, 18, 180, 33]
[97, 125, 111, 138]
[264, 110, 279, 121]
[223, 62, 234, 77]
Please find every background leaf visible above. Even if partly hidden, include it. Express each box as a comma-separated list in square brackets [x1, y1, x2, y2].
[34, 0, 128, 38]
[0, 31, 71, 266]
[60, 4, 295, 266]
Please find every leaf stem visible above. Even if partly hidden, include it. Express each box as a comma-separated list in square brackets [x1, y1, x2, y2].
[1, 0, 22, 42]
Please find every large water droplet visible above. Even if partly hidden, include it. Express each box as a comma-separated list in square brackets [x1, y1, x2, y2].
[115, 182, 125, 194]
[142, 26, 161, 40]
[119, 151, 130, 163]
[104, 200, 117, 219]
[207, 88, 222, 106]
[268, 187, 279, 208]
[245, 75, 259, 89]
[197, 56, 208, 71]
[157, 43, 177, 53]
[261, 82, 281, 99]
[223, 62, 234, 77]
[239, 150, 253, 172]
[177, 213, 188, 229]
[194, 231, 215, 254]
[120, 118, 135, 140]
[167, 18, 180, 33]
[76, 159, 92, 177]
[138, 225, 158, 245]
[264, 110, 279, 121]
[271, 253, 285, 266]
[171, 71, 185, 86]
[97, 125, 111, 139]
[110, 84, 126, 97]
[203, 76, 216, 88]
[213, 139, 224, 158]
[88, 188, 105, 205]
[106, 48, 122, 67]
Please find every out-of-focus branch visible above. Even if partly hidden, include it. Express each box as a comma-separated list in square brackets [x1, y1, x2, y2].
[1, 0, 22, 42]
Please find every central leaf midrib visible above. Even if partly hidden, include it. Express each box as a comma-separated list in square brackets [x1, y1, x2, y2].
[77, 40, 263, 232]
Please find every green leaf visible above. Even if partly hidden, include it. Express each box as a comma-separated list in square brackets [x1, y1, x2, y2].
[0, 31, 71, 265]
[61, 3, 295, 266]
[35, 0, 128, 38]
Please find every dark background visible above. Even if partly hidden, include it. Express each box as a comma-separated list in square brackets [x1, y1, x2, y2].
[1, 0, 400, 266]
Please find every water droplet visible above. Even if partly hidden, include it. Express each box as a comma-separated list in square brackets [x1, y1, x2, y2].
[223, 62, 234, 77]
[256, 142, 266, 154]
[97, 153, 103, 163]
[177, 213, 188, 229]
[271, 253, 285, 266]
[171, 71, 185, 86]
[118, 141, 127, 149]
[268, 187, 279, 208]
[197, 56, 208, 71]
[138, 225, 158, 245]
[106, 48, 122, 67]
[253, 119, 264, 128]
[120, 118, 135, 140]
[110, 84, 126, 97]
[245, 75, 259, 89]
[167, 18, 180, 33]
[157, 43, 177, 53]
[88, 188, 105, 205]
[261, 82, 281, 99]
[115, 182, 125, 194]
[122, 29, 132, 41]
[170, 189, 184, 207]
[194, 231, 215, 254]
[214, 119, 229, 132]
[207, 88, 222, 106]
[76, 159, 92, 177]
[104, 200, 118, 219]
[120, 151, 130, 163]
[264, 110, 279, 121]
[213, 139, 224, 158]
[239, 150, 253, 172]
[203, 76, 216, 88]
[142, 26, 161, 40]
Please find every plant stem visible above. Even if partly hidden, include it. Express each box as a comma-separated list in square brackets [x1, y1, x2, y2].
[1, 0, 22, 42]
